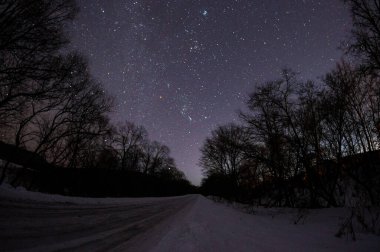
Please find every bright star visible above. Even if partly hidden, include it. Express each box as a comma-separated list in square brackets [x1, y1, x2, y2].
[202, 10, 208, 16]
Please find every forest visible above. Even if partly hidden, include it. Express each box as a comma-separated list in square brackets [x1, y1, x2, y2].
[0, 0, 379, 207]
[200, 0, 380, 208]
[1, 1, 380, 251]
[0, 0, 195, 196]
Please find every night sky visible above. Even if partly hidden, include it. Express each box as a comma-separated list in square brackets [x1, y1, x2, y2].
[69, 0, 351, 185]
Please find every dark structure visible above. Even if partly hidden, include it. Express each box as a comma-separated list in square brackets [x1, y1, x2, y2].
[0, 142, 196, 197]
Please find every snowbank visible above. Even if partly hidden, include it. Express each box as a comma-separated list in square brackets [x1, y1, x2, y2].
[152, 197, 380, 251]
[0, 183, 189, 205]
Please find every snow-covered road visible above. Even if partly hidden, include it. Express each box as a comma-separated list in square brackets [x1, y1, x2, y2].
[0, 191, 195, 251]
[0, 185, 379, 251]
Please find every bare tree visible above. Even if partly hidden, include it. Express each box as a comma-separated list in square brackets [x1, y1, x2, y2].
[0, 0, 77, 127]
[156, 157, 185, 181]
[6, 54, 113, 185]
[343, 0, 380, 74]
[113, 121, 147, 171]
[323, 61, 379, 156]
[321, 61, 380, 205]
[141, 141, 170, 175]
[240, 69, 341, 206]
[200, 123, 250, 196]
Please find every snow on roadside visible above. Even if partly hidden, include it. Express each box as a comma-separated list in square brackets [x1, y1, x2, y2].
[0, 183, 188, 205]
[1, 184, 379, 251]
[152, 196, 380, 252]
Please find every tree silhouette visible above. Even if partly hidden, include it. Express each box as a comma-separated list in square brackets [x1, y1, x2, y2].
[200, 123, 250, 199]
[113, 121, 147, 171]
[343, 0, 380, 74]
[0, 0, 77, 127]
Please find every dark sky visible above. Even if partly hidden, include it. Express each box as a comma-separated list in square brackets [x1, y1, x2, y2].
[69, 0, 351, 185]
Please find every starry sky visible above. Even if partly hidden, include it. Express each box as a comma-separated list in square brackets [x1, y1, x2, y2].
[69, 0, 351, 185]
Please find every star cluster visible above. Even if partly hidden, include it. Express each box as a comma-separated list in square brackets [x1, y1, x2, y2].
[69, 0, 351, 185]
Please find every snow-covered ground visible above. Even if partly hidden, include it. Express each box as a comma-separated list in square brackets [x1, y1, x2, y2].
[153, 196, 380, 252]
[0, 184, 379, 251]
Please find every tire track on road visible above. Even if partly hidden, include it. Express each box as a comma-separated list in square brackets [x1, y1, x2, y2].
[0, 195, 197, 251]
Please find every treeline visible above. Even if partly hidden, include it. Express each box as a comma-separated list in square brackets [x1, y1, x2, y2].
[0, 0, 194, 196]
[200, 0, 380, 207]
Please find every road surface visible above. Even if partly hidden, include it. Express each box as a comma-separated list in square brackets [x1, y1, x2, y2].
[0, 193, 196, 251]
[1, 187, 379, 252]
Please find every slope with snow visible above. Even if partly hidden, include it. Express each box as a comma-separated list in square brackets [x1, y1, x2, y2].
[153, 196, 380, 251]
[0, 184, 379, 251]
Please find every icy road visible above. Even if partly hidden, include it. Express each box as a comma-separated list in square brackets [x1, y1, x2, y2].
[0, 186, 379, 251]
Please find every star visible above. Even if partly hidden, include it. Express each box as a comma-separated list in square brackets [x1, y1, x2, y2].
[69, 0, 351, 185]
